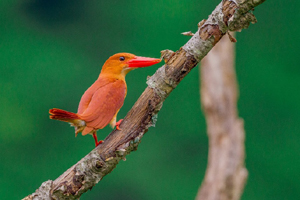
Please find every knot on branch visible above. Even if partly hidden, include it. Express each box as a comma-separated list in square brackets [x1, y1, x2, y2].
[75, 152, 106, 178]
[198, 3, 227, 44]
[161, 49, 175, 63]
[199, 25, 224, 45]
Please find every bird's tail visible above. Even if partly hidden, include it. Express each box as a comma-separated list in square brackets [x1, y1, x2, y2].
[49, 108, 86, 135]
[49, 108, 80, 122]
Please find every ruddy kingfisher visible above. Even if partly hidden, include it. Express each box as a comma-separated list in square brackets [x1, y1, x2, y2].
[49, 53, 161, 146]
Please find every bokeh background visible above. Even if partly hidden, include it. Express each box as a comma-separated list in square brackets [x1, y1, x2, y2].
[1, 0, 298, 199]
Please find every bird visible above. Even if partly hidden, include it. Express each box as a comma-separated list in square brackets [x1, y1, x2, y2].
[49, 53, 161, 146]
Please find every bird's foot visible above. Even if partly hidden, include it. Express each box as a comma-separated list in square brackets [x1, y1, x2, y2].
[116, 119, 123, 130]
[92, 132, 103, 147]
[95, 140, 103, 147]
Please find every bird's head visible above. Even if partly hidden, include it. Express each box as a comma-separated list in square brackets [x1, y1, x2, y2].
[100, 53, 161, 76]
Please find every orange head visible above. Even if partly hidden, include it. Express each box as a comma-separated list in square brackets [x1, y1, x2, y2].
[100, 53, 161, 76]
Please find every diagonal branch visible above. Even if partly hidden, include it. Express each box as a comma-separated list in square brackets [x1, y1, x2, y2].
[23, 0, 266, 199]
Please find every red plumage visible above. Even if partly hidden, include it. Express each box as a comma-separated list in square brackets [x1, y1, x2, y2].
[49, 108, 80, 121]
[49, 53, 161, 146]
[78, 77, 126, 135]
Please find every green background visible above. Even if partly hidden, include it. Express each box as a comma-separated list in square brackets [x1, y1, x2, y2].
[1, 0, 299, 199]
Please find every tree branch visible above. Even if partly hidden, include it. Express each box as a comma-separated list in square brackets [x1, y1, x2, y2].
[23, 0, 266, 199]
[196, 32, 248, 200]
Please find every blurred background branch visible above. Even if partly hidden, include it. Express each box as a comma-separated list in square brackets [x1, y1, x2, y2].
[197, 33, 248, 200]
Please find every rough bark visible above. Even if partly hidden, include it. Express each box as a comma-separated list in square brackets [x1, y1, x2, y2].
[23, 0, 266, 199]
[196, 33, 248, 200]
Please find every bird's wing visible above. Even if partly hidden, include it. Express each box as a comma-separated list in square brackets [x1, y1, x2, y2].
[79, 79, 126, 129]
[77, 78, 112, 115]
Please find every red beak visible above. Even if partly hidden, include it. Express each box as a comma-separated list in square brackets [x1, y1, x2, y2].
[126, 56, 161, 68]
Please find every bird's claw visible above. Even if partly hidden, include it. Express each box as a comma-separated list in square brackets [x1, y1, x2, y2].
[116, 119, 123, 130]
[93, 132, 103, 147]
[95, 140, 103, 147]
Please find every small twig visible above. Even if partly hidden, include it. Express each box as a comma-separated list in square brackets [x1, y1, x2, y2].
[181, 31, 195, 36]
[227, 31, 237, 42]
[198, 19, 206, 28]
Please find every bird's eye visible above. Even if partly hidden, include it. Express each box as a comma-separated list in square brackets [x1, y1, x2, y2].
[119, 56, 125, 61]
